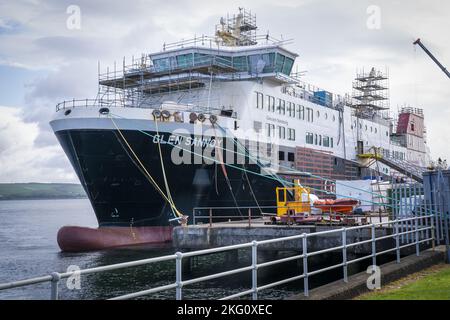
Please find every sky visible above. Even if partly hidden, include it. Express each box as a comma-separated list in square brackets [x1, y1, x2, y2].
[0, 0, 449, 183]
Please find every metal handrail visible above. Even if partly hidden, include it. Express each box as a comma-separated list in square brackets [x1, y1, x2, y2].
[0, 215, 434, 300]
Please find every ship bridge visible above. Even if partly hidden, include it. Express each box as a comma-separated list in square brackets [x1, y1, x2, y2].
[99, 44, 299, 94]
[97, 8, 300, 106]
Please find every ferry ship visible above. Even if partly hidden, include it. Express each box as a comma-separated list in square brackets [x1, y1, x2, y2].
[50, 9, 431, 251]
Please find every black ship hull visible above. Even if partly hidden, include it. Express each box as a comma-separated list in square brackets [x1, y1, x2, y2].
[55, 128, 281, 228]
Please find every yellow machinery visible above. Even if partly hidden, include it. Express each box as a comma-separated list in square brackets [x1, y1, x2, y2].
[276, 180, 311, 217]
[357, 146, 383, 160]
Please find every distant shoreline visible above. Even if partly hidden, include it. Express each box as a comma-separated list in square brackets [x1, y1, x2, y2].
[0, 183, 87, 201]
[0, 196, 87, 201]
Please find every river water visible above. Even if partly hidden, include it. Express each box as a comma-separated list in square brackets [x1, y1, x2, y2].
[1, 199, 347, 300]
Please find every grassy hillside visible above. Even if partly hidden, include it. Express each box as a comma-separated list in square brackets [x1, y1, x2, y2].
[0, 183, 87, 200]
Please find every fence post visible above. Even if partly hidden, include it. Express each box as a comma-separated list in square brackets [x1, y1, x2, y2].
[431, 214, 436, 251]
[175, 252, 183, 300]
[395, 219, 400, 263]
[415, 217, 420, 256]
[50, 272, 61, 300]
[209, 208, 212, 228]
[342, 228, 348, 283]
[302, 234, 309, 297]
[251, 241, 258, 300]
[371, 224, 376, 269]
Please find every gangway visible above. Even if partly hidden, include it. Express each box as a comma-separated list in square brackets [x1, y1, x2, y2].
[358, 147, 426, 183]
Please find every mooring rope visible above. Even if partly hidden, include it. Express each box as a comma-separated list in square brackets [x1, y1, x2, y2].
[109, 115, 183, 219]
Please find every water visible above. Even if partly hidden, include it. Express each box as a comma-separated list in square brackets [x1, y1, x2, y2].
[1, 199, 323, 300]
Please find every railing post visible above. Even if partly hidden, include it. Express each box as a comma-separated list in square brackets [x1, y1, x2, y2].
[302, 234, 309, 297]
[431, 214, 436, 251]
[395, 219, 401, 263]
[415, 217, 420, 256]
[342, 228, 348, 283]
[248, 208, 252, 228]
[209, 208, 212, 228]
[251, 241, 258, 300]
[175, 252, 183, 300]
[50, 272, 61, 300]
[371, 224, 376, 269]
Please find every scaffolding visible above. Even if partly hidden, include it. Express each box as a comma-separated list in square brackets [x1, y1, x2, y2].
[215, 8, 258, 47]
[352, 67, 390, 114]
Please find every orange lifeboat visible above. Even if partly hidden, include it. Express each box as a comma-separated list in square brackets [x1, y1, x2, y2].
[313, 198, 359, 214]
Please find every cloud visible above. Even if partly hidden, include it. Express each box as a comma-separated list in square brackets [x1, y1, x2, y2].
[0, 106, 76, 183]
[0, 0, 449, 183]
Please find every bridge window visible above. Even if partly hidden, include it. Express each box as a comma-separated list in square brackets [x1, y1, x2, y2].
[176, 53, 193, 68]
[261, 53, 275, 73]
[282, 57, 294, 75]
[279, 151, 285, 161]
[233, 56, 248, 71]
[153, 57, 170, 72]
[193, 53, 212, 66]
[275, 53, 285, 73]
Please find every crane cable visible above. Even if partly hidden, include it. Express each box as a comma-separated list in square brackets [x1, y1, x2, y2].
[109, 115, 183, 219]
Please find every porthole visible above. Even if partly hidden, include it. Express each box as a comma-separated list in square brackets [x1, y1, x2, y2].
[316, 110, 320, 118]
[64, 109, 72, 116]
[325, 113, 328, 120]
[333, 115, 336, 122]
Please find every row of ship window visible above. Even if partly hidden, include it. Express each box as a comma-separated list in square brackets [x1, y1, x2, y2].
[256, 92, 336, 122]
[351, 121, 390, 137]
[254, 121, 334, 148]
[153, 53, 295, 76]
[305, 132, 334, 148]
[262, 123, 296, 141]
[382, 149, 405, 161]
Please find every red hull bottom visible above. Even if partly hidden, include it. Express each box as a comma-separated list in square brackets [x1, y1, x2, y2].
[57, 226, 174, 252]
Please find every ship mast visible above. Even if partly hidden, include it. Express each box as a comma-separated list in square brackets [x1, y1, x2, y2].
[215, 8, 257, 47]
